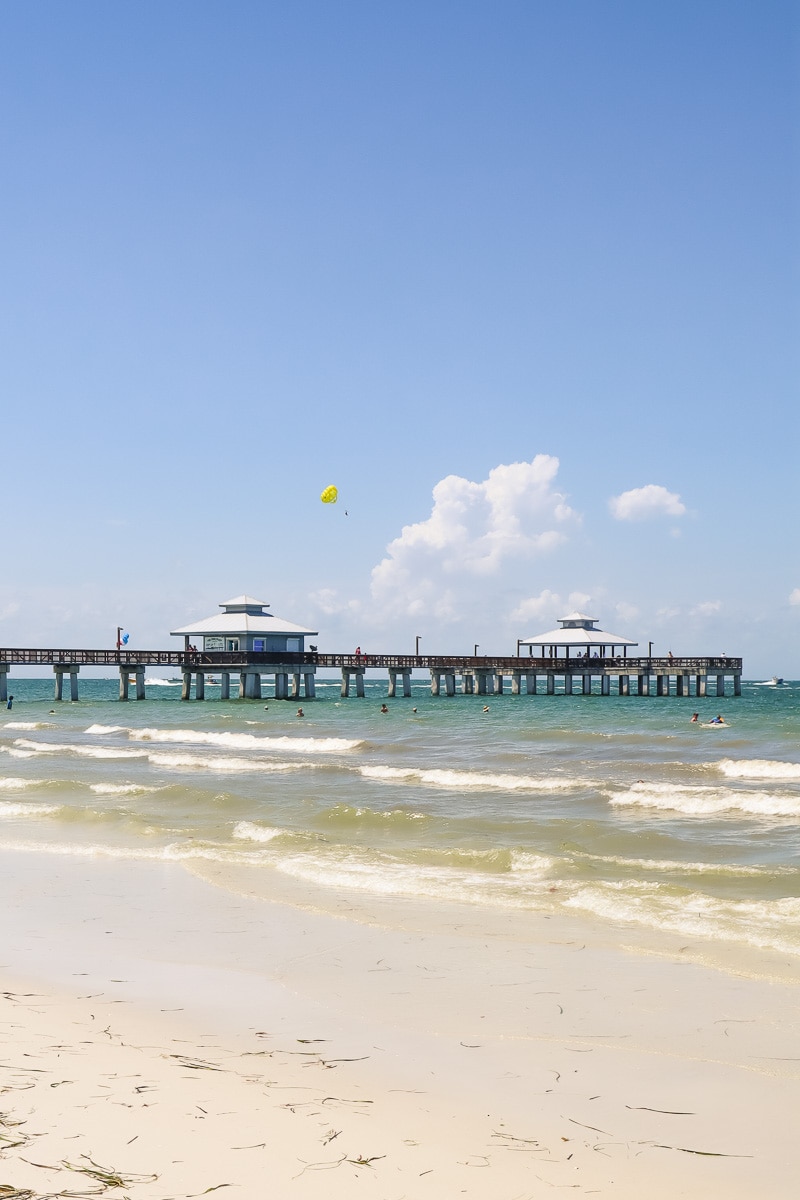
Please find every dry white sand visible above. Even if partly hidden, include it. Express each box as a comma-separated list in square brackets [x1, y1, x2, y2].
[0, 851, 798, 1198]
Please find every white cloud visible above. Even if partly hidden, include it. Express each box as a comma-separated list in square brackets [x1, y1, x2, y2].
[510, 589, 562, 626]
[615, 601, 639, 622]
[609, 484, 686, 521]
[690, 600, 722, 617]
[790, 589, 800, 607]
[307, 588, 361, 617]
[370, 456, 578, 620]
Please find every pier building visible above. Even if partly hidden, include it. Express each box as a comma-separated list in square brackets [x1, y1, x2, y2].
[170, 595, 318, 700]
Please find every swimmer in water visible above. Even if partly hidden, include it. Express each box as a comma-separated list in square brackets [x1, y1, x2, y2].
[690, 712, 699, 722]
[482, 705, 490, 713]
[380, 703, 389, 713]
[296, 707, 304, 718]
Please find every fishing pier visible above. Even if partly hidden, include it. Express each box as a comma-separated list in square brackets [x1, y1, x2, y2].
[0, 600, 742, 702]
[0, 647, 742, 702]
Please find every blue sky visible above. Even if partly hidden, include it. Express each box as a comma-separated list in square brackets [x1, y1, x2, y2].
[0, 1, 796, 676]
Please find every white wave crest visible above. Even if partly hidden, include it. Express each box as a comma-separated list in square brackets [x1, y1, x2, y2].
[147, 751, 300, 773]
[90, 783, 161, 796]
[233, 821, 284, 843]
[143, 678, 181, 686]
[131, 728, 362, 753]
[85, 724, 126, 734]
[569, 849, 792, 878]
[359, 765, 585, 792]
[0, 777, 49, 790]
[14, 738, 147, 761]
[3, 722, 54, 731]
[565, 882, 800, 956]
[608, 781, 800, 818]
[715, 758, 800, 781]
[0, 800, 60, 817]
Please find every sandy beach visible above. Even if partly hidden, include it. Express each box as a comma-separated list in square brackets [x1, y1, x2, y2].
[0, 852, 797, 1199]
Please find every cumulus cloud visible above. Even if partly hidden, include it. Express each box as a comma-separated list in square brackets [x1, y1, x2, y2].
[690, 600, 722, 617]
[371, 456, 578, 620]
[510, 589, 562, 625]
[511, 589, 594, 628]
[790, 589, 800, 607]
[609, 484, 686, 521]
[615, 601, 640, 622]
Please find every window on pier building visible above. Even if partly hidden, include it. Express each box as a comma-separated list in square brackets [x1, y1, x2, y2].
[253, 638, 265, 652]
[226, 638, 240, 652]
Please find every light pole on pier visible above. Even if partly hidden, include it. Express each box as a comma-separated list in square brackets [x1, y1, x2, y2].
[473, 644, 479, 657]
[415, 635, 422, 656]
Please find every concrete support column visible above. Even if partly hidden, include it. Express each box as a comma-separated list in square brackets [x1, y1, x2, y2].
[444, 672, 456, 697]
[582, 674, 591, 695]
[430, 672, 441, 696]
[601, 674, 610, 696]
[54, 665, 80, 702]
[511, 672, 521, 695]
[387, 671, 397, 698]
[716, 675, 725, 697]
[733, 674, 741, 697]
[291, 673, 301, 699]
[341, 670, 350, 698]
[182, 672, 192, 700]
[676, 674, 686, 697]
[195, 672, 205, 701]
[239, 672, 248, 699]
[637, 674, 649, 696]
[656, 674, 668, 697]
[546, 673, 555, 695]
[304, 673, 316, 699]
[565, 674, 574, 695]
[355, 672, 365, 698]
[525, 673, 536, 695]
[242, 672, 262, 699]
[119, 668, 130, 701]
[0, 665, 8, 703]
[696, 674, 706, 697]
[463, 674, 474, 694]
[494, 674, 504, 695]
[220, 673, 231, 700]
[401, 671, 411, 698]
[135, 668, 145, 701]
[619, 675, 630, 696]
[476, 673, 488, 695]
[273, 674, 286, 701]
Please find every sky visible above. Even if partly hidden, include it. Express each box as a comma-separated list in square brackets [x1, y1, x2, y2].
[0, 0, 797, 676]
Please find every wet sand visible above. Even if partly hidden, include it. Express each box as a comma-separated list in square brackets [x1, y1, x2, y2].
[0, 851, 798, 1198]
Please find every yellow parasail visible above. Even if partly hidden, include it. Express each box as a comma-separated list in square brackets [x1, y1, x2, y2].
[320, 485, 338, 504]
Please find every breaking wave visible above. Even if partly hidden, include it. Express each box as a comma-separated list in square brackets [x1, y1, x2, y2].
[608, 781, 800, 818]
[359, 765, 587, 791]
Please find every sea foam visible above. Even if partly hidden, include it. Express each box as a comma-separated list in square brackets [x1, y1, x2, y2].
[715, 758, 800, 781]
[608, 781, 800, 818]
[130, 728, 362, 753]
[359, 765, 586, 791]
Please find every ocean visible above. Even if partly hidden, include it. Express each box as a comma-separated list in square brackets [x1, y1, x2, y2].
[1, 675, 798, 976]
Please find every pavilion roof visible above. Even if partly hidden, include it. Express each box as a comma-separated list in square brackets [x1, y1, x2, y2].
[520, 624, 637, 647]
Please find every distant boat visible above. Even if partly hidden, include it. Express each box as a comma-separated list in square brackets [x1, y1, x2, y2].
[772, 676, 785, 686]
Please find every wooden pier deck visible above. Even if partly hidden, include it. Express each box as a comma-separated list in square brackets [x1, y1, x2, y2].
[0, 648, 743, 701]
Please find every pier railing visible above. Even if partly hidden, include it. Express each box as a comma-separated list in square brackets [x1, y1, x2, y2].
[0, 648, 742, 672]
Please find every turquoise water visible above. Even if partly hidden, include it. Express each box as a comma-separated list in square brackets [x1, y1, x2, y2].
[1, 675, 799, 964]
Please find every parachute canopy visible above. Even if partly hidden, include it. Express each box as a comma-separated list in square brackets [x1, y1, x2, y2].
[320, 485, 338, 504]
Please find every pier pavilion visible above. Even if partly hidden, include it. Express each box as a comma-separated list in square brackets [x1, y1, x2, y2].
[170, 595, 318, 700]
